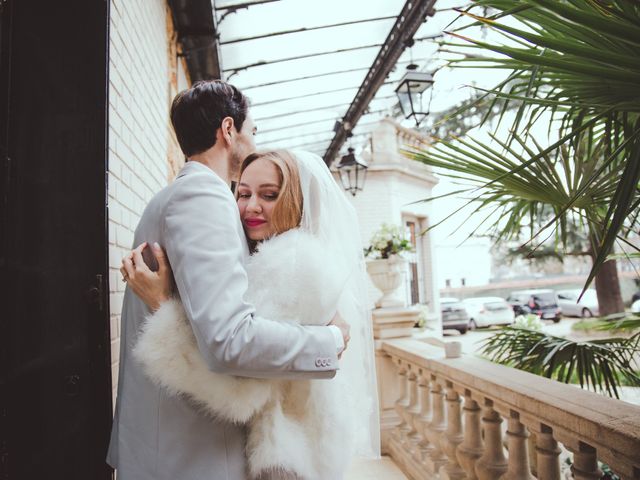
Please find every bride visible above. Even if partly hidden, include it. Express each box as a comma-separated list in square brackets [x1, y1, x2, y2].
[122, 150, 380, 479]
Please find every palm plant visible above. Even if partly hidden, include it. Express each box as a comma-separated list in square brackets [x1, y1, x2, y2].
[406, 128, 630, 313]
[405, 0, 640, 305]
[481, 326, 640, 398]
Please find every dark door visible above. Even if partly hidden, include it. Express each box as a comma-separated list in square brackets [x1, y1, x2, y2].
[0, 1, 112, 479]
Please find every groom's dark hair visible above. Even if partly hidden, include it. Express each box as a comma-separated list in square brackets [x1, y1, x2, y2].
[170, 80, 250, 157]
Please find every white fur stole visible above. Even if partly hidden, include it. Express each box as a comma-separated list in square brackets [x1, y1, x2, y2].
[132, 229, 352, 479]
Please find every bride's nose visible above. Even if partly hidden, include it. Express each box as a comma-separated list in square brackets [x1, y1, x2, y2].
[246, 195, 262, 213]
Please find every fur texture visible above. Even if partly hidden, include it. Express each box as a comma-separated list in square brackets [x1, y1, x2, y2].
[132, 299, 272, 423]
[133, 229, 352, 479]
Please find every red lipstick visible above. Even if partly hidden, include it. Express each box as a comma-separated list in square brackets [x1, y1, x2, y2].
[245, 218, 266, 228]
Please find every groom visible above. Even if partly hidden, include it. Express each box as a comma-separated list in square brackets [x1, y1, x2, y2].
[107, 80, 350, 480]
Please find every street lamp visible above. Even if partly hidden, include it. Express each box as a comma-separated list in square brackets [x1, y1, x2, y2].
[395, 64, 434, 127]
[337, 147, 368, 196]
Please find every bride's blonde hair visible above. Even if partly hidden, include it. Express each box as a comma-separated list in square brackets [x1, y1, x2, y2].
[238, 150, 303, 236]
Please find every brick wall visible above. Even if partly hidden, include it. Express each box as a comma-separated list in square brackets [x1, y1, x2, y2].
[107, 0, 185, 402]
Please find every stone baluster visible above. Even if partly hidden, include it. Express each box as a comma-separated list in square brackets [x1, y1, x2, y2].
[501, 411, 534, 480]
[534, 425, 561, 480]
[475, 400, 508, 480]
[440, 382, 466, 480]
[570, 443, 602, 480]
[424, 377, 448, 474]
[416, 371, 435, 472]
[393, 359, 411, 445]
[457, 391, 483, 480]
[527, 433, 537, 478]
[405, 367, 423, 458]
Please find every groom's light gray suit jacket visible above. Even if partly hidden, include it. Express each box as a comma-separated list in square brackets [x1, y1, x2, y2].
[107, 161, 339, 480]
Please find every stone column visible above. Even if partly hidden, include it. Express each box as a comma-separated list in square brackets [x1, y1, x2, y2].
[393, 359, 411, 446]
[475, 400, 508, 480]
[406, 368, 423, 458]
[424, 378, 448, 474]
[500, 412, 534, 480]
[457, 392, 483, 480]
[570, 444, 603, 480]
[535, 426, 561, 480]
[440, 382, 466, 480]
[416, 371, 435, 473]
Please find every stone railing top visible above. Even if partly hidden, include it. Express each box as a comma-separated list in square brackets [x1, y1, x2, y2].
[379, 117, 430, 148]
[382, 337, 640, 478]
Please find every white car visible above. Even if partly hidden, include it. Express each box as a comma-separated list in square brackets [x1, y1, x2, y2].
[462, 297, 515, 329]
[556, 289, 600, 318]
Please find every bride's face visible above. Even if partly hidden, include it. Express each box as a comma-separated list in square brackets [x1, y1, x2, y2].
[237, 158, 281, 241]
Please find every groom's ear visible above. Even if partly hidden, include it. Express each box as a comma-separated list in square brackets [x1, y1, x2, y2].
[220, 116, 235, 147]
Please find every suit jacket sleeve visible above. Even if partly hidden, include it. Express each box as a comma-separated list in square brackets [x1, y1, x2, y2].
[163, 170, 339, 379]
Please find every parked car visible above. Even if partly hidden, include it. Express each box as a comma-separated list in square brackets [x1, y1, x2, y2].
[507, 289, 562, 323]
[440, 297, 470, 334]
[462, 297, 515, 329]
[556, 289, 600, 318]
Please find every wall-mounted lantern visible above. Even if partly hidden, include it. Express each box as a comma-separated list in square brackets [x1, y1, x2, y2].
[337, 147, 368, 196]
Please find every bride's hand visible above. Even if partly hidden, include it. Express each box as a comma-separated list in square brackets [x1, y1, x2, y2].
[120, 242, 172, 311]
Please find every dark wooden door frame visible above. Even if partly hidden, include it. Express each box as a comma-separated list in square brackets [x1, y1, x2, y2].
[0, 1, 113, 478]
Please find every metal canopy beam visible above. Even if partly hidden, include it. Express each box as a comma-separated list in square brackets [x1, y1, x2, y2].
[253, 95, 395, 122]
[264, 130, 372, 151]
[241, 56, 434, 91]
[242, 67, 373, 91]
[169, 0, 223, 81]
[215, 0, 280, 12]
[322, 0, 437, 165]
[262, 120, 381, 145]
[224, 43, 382, 76]
[221, 16, 396, 45]
[251, 81, 393, 108]
[258, 110, 388, 134]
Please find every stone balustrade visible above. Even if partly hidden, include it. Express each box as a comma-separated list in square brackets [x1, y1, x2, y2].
[379, 337, 640, 480]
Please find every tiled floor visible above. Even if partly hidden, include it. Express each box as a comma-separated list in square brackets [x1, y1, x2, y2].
[345, 456, 409, 480]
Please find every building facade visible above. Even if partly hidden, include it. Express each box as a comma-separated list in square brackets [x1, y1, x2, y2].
[336, 119, 440, 316]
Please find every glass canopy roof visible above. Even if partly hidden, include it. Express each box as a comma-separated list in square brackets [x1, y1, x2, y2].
[212, 0, 470, 162]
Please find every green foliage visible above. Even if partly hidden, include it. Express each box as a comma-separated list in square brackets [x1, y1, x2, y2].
[572, 314, 640, 334]
[406, 0, 640, 295]
[480, 327, 640, 398]
[595, 315, 640, 333]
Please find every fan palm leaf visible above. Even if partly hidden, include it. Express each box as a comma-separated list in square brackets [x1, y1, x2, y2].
[480, 327, 640, 398]
[416, 0, 640, 293]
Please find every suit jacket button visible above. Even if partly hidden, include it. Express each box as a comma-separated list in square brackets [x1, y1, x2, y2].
[315, 359, 322, 367]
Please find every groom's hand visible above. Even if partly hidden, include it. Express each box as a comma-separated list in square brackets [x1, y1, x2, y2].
[329, 312, 350, 358]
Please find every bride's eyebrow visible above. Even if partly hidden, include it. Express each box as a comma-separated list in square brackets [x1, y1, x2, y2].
[259, 183, 280, 189]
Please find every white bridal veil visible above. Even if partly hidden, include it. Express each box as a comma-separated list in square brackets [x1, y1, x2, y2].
[292, 150, 381, 459]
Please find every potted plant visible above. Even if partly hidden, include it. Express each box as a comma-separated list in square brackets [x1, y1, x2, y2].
[364, 224, 413, 308]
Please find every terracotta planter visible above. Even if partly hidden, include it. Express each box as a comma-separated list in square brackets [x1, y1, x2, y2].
[366, 256, 408, 308]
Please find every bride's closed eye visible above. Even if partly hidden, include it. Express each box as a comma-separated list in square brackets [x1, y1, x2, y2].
[262, 191, 279, 200]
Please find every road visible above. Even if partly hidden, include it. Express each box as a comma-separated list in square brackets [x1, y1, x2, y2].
[443, 316, 583, 355]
